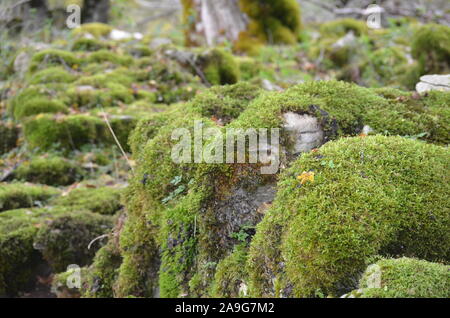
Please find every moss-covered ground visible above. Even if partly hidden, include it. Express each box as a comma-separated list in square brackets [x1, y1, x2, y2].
[0, 4, 448, 298]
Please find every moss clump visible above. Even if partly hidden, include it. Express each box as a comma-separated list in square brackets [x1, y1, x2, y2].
[28, 66, 78, 85]
[0, 121, 19, 155]
[248, 136, 449, 297]
[320, 18, 368, 38]
[14, 156, 82, 186]
[0, 207, 68, 296]
[72, 23, 113, 39]
[235, 80, 449, 145]
[13, 97, 68, 121]
[361, 47, 409, 87]
[34, 211, 114, 272]
[188, 82, 261, 124]
[211, 244, 249, 297]
[0, 183, 60, 212]
[199, 49, 240, 85]
[72, 38, 110, 52]
[87, 50, 134, 66]
[29, 49, 81, 73]
[411, 24, 450, 75]
[236, 0, 302, 54]
[349, 258, 450, 298]
[51, 187, 123, 215]
[23, 114, 102, 151]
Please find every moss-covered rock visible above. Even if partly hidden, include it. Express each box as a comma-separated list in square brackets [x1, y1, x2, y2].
[236, 0, 302, 54]
[347, 258, 450, 298]
[319, 18, 368, 38]
[72, 23, 113, 39]
[0, 183, 60, 212]
[411, 24, 450, 76]
[13, 97, 69, 121]
[72, 38, 110, 52]
[199, 49, 240, 86]
[29, 49, 81, 73]
[33, 211, 114, 273]
[0, 207, 68, 296]
[14, 156, 82, 186]
[87, 50, 134, 67]
[248, 135, 449, 297]
[23, 114, 103, 151]
[28, 66, 78, 85]
[50, 187, 123, 215]
[211, 244, 249, 297]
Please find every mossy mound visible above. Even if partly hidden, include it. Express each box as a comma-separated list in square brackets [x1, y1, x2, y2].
[348, 258, 450, 298]
[235, 80, 449, 145]
[0, 183, 60, 212]
[319, 18, 368, 38]
[199, 49, 241, 86]
[72, 23, 113, 39]
[33, 211, 114, 272]
[13, 98, 69, 121]
[29, 49, 81, 73]
[0, 121, 19, 155]
[236, 0, 302, 54]
[28, 66, 78, 85]
[248, 135, 449, 297]
[23, 113, 137, 151]
[72, 38, 111, 52]
[14, 156, 82, 186]
[50, 187, 123, 215]
[0, 207, 69, 296]
[411, 24, 450, 75]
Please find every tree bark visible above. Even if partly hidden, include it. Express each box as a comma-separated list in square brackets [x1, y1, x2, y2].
[184, 0, 248, 46]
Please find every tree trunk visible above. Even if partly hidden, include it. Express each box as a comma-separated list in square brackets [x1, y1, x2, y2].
[183, 0, 248, 46]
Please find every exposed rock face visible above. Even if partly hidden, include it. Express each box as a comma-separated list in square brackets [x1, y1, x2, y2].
[283, 112, 324, 154]
[212, 183, 277, 251]
[416, 74, 450, 93]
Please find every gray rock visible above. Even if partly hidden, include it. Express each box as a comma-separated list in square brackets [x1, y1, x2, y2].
[416, 74, 450, 93]
[150, 37, 173, 49]
[13, 51, 30, 76]
[261, 79, 282, 91]
[283, 112, 324, 154]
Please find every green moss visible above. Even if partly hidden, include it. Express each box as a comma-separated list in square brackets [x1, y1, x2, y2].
[72, 23, 113, 39]
[34, 211, 114, 272]
[72, 38, 110, 52]
[50, 187, 123, 215]
[248, 136, 449, 297]
[13, 97, 68, 121]
[0, 207, 68, 296]
[29, 49, 81, 73]
[87, 50, 134, 66]
[0, 121, 19, 155]
[82, 240, 122, 297]
[200, 49, 240, 86]
[14, 156, 82, 186]
[23, 114, 103, 151]
[211, 244, 249, 297]
[28, 66, 78, 85]
[361, 47, 409, 87]
[320, 18, 368, 38]
[349, 258, 450, 298]
[237, 0, 302, 53]
[234, 80, 449, 145]
[411, 24, 450, 75]
[0, 183, 60, 212]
